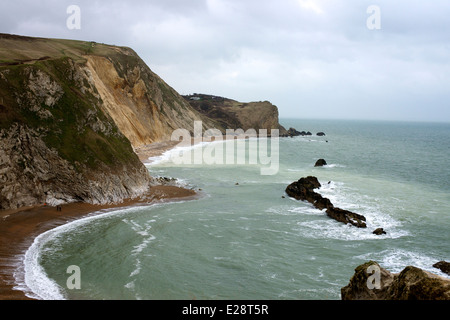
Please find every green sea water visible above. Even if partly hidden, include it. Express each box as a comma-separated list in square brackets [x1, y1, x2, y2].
[18, 119, 450, 300]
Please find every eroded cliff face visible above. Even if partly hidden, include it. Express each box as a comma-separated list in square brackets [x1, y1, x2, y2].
[0, 37, 161, 209]
[85, 52, 217, 148]
[0, 123, 150, 209]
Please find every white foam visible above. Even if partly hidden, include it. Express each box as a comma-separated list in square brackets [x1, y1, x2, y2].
[17, 229, 67, 300]
[146, 141, 213, 166]
[323, 164, 346, 168]
[16, 203, 168, 300]
[356, 249, 450, 279]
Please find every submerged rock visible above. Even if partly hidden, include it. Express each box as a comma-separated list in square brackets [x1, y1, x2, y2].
[341, 261, 450, 300]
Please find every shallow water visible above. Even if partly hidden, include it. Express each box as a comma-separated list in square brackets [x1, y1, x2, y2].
[19, 119, 450, 300]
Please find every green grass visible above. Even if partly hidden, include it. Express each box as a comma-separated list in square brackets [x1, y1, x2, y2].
[0, 56, 138, 172]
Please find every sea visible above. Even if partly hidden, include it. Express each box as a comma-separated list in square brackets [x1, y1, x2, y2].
[15, 119, 450, 300]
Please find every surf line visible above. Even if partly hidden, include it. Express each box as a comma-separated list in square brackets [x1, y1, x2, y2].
[170, 120, 280, 175]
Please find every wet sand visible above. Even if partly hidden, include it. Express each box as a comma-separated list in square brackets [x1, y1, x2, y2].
[0, 140, 197, 300]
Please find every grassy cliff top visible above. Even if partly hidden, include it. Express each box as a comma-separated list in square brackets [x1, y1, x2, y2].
[0, 33, 134, 65]
[0, 34, 141, 171]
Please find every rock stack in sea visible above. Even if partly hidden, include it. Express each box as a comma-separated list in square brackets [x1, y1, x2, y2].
[314, 159, 327, 167]
[285, 176, 367, 228]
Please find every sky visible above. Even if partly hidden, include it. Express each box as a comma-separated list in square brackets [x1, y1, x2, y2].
[1, 0, 450, 122]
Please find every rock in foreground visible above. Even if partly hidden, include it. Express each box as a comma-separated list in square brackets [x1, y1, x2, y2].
[341, 261, 450, 300]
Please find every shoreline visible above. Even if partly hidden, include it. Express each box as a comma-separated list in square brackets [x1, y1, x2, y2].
[0, 140, 197, 300]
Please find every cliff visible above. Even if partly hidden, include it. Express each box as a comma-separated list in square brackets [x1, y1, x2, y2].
[0, 34, 288, 210]
[183, 94, 288, 135]
[0, 34, 215, 210]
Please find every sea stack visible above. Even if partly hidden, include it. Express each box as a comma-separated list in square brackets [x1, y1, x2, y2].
[285, 176, 367, 228]
[314, 159, 327, 167]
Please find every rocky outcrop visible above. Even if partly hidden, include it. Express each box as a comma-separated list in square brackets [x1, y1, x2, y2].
[341, 261, 450, 300]
[183, 94, 287, 136]
[433, 261, 450, 276]
[285, 176, 367, 228]
[282, 127, 313, 137]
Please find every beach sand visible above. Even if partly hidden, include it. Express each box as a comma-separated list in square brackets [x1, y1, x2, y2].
[0, 141, 197, 300]
[134, 140, 180, 163]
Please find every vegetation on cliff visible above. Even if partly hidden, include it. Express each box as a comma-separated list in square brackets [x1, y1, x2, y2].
[0, 33, 290, 210]
[183, 93, 287, 135]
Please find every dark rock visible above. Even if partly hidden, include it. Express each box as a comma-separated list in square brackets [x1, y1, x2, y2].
[284, 128, 317, 137]
[286, 127, 302, 137]
[433, 261, 450, 276]
[285, 176, 321, 202]
[313, 196, 333, 211]
[150, 176, 177, 186]
[341, 261, 450, 300]
[298, 176, 321, 190]
[326, 206, 367, 228]
[373, 228, 386, 235]
[314, 159, 327, 167]
[285, 176, 367, 228]
[317, 132, 326, 136]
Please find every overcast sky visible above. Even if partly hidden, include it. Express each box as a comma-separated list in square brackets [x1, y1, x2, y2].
[2, 0, 450, 122]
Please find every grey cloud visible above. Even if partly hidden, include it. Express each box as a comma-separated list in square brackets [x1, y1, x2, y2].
[1, 0, 449, 122]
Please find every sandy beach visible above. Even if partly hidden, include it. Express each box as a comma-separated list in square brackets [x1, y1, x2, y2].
[0, 141, 197, 300]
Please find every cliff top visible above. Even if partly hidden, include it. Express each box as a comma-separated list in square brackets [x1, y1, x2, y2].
[0, 33, 134, 65]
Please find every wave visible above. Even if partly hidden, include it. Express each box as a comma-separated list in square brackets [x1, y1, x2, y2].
[15, 204, 168, 300]
[355, 249, 450, 279]
[146, 141, 216, 166]
[322, 164, 346, 168]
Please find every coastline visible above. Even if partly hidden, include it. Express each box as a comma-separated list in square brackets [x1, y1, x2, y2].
[0, 140, 197, 300]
